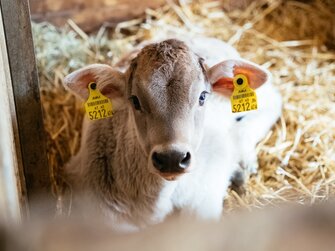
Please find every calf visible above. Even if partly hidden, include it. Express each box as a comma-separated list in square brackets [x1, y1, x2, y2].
[64, 37, 282, 231]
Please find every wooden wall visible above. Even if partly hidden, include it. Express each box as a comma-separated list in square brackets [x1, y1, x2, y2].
[29, 0, 165, 32]
[0, 0, 54, 221]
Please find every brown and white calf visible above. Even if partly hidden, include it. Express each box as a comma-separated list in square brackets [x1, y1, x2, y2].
[64, 37, 282, 231]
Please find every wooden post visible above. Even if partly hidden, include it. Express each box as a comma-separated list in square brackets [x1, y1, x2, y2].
[0, 10, 26, 221]
[0, 0, 54, 221]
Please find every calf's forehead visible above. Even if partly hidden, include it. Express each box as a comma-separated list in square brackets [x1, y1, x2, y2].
[129, 40, 206, 111]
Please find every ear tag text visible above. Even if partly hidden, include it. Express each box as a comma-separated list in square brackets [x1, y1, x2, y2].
[230, 74, 258, 113]
[85, 82, 113, 120]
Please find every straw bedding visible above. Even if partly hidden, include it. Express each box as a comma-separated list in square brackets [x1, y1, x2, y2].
[33, 0, 335, 213]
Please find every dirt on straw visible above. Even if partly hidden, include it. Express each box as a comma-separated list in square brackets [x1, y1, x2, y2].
[33, 0, 335, 214]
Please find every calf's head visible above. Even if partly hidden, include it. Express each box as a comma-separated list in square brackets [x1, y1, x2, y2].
[64, 39, 269, 180]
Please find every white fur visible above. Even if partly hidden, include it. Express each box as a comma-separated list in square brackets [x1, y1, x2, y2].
[186, 37, 282, 174]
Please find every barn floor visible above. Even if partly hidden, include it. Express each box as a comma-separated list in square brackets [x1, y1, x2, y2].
[33, 0, 335, 213]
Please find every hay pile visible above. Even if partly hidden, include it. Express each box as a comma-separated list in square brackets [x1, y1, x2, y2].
[33, 0, 335, 213]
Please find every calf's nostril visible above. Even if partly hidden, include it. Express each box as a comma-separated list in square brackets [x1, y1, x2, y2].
[179, 152, 191, 169]
[152, 152, 164, 170]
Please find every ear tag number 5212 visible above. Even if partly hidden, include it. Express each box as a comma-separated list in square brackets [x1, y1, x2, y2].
[85, 82, 113, 120]
[230, 74, 258, 113]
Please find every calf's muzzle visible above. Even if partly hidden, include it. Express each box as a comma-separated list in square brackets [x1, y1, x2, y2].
[151, 149, 191, 176]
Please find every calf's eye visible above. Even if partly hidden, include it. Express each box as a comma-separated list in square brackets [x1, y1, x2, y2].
[129, 95, 141, 110]
[199, 91, 209, 106]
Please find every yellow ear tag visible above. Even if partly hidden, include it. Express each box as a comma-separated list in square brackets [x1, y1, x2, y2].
[84, 82, 113, 120]
[230, 74, 258, 113]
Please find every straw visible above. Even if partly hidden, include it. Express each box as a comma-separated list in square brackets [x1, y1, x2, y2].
[32, 0, 335, 213]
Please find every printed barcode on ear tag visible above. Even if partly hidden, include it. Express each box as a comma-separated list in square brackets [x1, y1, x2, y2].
[85, 82, 113, 120]
[230, 74, 258, 113]
[86, 99, 110, 107]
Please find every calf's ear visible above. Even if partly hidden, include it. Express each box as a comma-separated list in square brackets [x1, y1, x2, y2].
[207, 59, 269, 97]
[64, 64, 126, 107]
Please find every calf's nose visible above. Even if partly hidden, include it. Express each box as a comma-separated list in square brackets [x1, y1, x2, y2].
[152, 150, 191, 173]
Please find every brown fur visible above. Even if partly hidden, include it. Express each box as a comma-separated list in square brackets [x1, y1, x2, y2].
[66, 39, 208, 229]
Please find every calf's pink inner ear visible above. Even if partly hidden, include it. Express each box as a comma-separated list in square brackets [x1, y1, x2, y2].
[234, 65, 268, 90]
[212, 78, 234, 97]
[64, 64, 125, 101]
[209, 60, 268, 97]
[65, 67, 102, 100]
[76, 72, 96, 88]
[65, 72, 96, 100]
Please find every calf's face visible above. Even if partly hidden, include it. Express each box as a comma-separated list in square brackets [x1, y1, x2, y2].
[126, 40, 209, 179]
[64, 39, 269, 180]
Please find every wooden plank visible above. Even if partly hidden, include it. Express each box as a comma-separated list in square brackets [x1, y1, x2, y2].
[29, 0, 165, 32]
[0, 0, 54, 217]
[0, 9, 27, 222]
